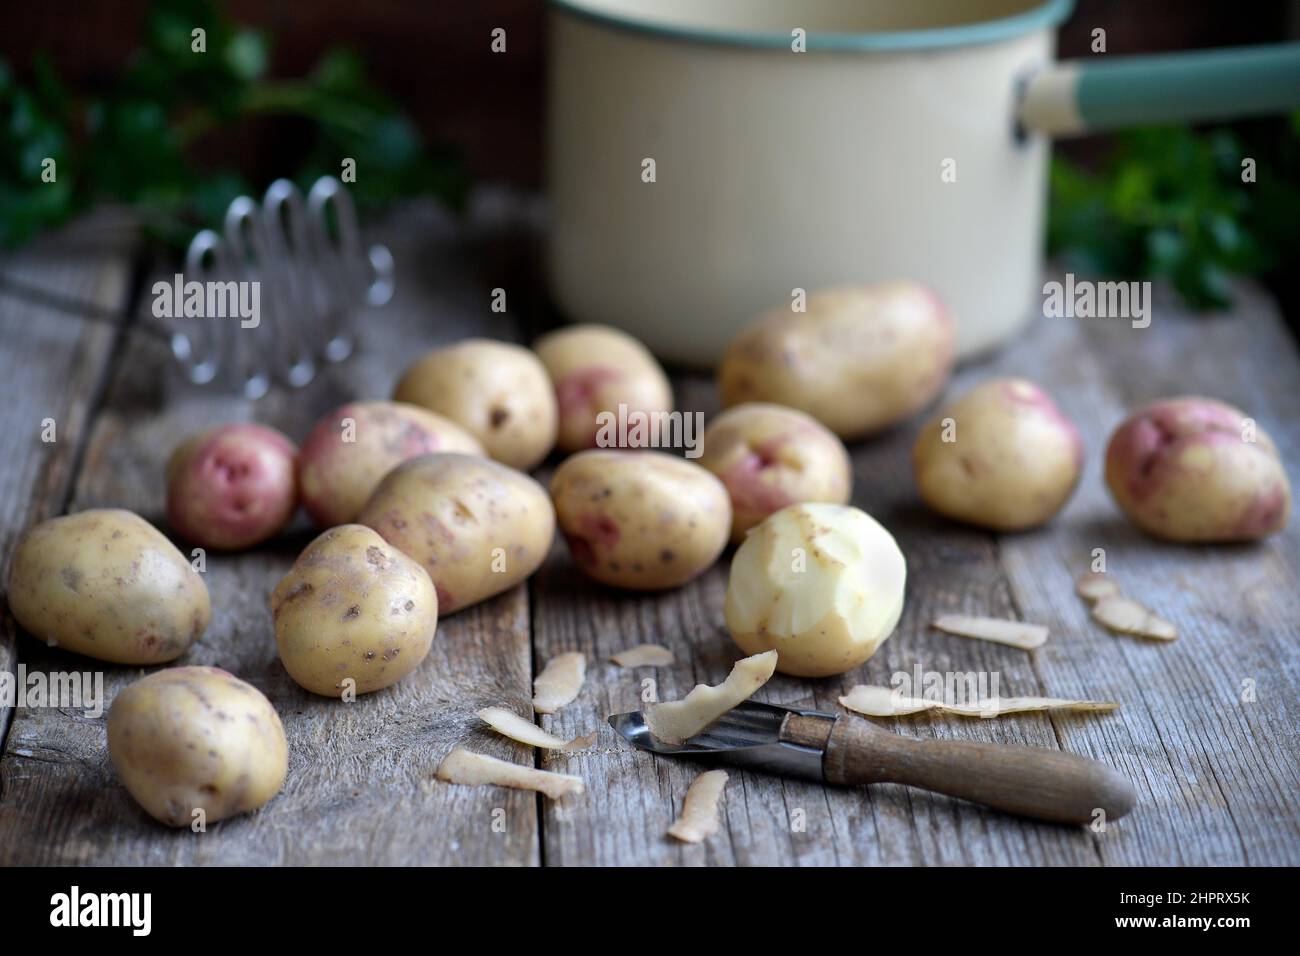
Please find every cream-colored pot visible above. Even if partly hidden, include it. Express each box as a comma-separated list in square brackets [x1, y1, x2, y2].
[547, 0, 1300, 364]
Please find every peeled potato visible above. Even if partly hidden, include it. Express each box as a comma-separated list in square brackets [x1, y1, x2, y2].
[724, 504, 905, 677]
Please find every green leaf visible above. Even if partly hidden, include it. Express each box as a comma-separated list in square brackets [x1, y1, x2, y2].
[1048, 120, 1300, 312]
[225, 30, 268, 82]
[2, 0, 467, 249]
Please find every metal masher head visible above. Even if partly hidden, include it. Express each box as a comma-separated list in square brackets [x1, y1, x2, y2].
[166, 176, 394, 398]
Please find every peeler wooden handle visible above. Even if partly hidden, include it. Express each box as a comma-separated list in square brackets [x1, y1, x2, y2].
[783, 713, 1136, 826]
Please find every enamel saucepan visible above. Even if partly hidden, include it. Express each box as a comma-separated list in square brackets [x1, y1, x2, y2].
[546, 0, 1300, 364]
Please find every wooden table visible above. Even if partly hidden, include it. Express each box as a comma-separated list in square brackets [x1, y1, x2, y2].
[1, 196, 1297, 866]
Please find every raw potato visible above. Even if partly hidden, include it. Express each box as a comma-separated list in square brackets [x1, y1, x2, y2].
[839, 685, 1119, 718]
[1091, 595, 1178, 642]
[534, 323, 673, 452]
[610, 644, 676, 668]
[932, 614, 1048, 650]
[298, 400, 483, 527]
[358, 452, 555, 614]
[644, 650, 778, 745]
[550, 450, 731, 591]
[393, 338, 557, 471]
[667, 770, 729, 844]
[477, 707, 597, 750]
[7, 509, 210, 664]
[107, 667, 287, 827]
[166, 423, 298, 550]
[533, 652, 586, 714]
[436, 747, 584, 800]
[913, 377, 1083, 531]
[699, 402, 853, 543]
[1104, 396, 1291, 542]
[724, 503, 905, 677]
[271, 525, 438, 697]
[718, 282, 954, 440]
[1076, 571, 1122, 603]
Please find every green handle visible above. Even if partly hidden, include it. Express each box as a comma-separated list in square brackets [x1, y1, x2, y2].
[1020, 43, 1300, 137]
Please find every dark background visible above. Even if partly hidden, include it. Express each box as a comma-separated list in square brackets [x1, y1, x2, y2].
[3, 0, 1297, 186]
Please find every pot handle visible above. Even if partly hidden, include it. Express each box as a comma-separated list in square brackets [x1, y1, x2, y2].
[1018, 42, 1300, 137]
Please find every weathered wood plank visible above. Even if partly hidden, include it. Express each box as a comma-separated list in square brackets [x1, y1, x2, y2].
[0, 200, 542, 865]
[533, 380, 1103, 866]
[0, 213, 134, 781]
[4, 195, 1296, 866]
[533, 278, 1300, 866]
[989, 281, 1300, 865]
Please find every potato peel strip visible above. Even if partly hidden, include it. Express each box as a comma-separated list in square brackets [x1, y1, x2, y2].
[435, 747, 583, 800]
[1075, 571, 1122, 603]
[838, 685, 1119, 719]
[667, 770, 729, 844]
[477, 707, 597, 751]
[533, 652, 586, 713]
[610, 644, 676, 668]
[932, 614, 1047, 650]
[1091, 596, 1178, 641]
[644, 650, 778, 745]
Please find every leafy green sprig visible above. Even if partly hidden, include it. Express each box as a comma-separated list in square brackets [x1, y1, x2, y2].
[0, 0, 467, 248]
[1048, 121, 1300, 309]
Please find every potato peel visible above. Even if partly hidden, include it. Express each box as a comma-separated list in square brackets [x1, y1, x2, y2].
[932, 614, 1047, 650]
[476, 706, 597, 751]
[838, 684, 1119, 718]
[644, 650, 778, 745]
[435, 747, 584, 800]
[1091, 596, 1177, 641]
[533, 652, 586, 714]
[610, 644, 676, 668]
[667, 770, 729, 844]
[1075, 571, 1122, 603]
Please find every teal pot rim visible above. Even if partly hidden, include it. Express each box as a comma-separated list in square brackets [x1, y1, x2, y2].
[550, 0, 1075, 52]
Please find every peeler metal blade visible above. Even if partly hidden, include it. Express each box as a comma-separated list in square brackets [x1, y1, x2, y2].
[608, 701, 831, 781]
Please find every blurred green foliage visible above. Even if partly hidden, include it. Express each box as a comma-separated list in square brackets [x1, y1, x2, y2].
[0, 0, 468, 248]
[1048, 120, 1300, 309]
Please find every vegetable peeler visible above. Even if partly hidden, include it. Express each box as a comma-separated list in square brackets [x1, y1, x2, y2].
[609, 701, 1137, 826]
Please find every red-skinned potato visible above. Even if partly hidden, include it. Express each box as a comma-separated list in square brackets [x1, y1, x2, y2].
[393, 339, 557, 471]
[533, 324, 673, 452]
[298, 401, 484, 527]
[550, 450, 731, 591]
[913, 378, 1083, 531]
[166, 423, 297, 550]
[357, 453, 554, 614]
[699, 403, 852, 543]
[1105, 396, 1290, 542]
[718, 282, 954, 439]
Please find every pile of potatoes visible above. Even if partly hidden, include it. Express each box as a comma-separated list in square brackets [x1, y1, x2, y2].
[5, 279, 1291, 828]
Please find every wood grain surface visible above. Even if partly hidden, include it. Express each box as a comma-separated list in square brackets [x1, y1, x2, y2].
[1, 195, 1296, 865]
